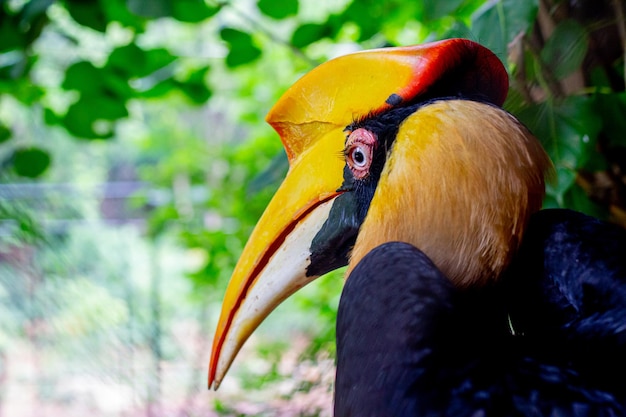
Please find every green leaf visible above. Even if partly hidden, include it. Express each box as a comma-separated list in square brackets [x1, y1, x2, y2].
[423, 0, 465, 22]
[99, 43, 179, 99]
[340, 1, 385, 41]
[176, 66, 211, 103]
[63, 61, 132, 101]
[517, 96, 602, 205]
[0, 77, 44, 104]
[172, 0, 220, 22]
[90, 95, 129, 120]
[471, 0, 538, 63]
[291, 22, 335, 48]
[101, 0, 146, 31]
[540, 20, 588, 80]
[102, 69, 134, 98]
[13, 147, 51, 178]
[258, 0, 298, 19]
[63, 61, 102, 94]
[63, 95, 128, 139]
[0, 123, 11, 143]
[65, 0, 108, 32]
[220, 28, 261, 68]
[0, 10, 25, 51]
[563, 183, 608, 219]
[440, 20, 474, 40]
[107, 43, 176, 79]
[588, 66, 612, 90]
[44, 107, 62, 125]
[545, 165, 576, 207]
[593, 92, 626, 148]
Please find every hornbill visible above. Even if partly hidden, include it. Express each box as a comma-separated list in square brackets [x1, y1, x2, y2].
[208, 39, 626, 415]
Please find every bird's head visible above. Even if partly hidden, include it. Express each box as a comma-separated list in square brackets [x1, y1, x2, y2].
[208, 39, 552, 389]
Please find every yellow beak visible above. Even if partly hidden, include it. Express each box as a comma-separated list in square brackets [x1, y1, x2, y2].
[208, 39, 508, 389]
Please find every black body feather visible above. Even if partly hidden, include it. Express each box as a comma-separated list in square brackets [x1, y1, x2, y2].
[334, 209, 626, 417]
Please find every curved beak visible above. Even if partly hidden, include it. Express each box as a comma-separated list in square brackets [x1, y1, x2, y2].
[208, 127, 346, 388]
[208, 39, 509, 389]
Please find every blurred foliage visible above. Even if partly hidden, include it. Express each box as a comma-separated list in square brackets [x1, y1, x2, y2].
[1, 0, 624, 221]
[1, 0, 626, 414]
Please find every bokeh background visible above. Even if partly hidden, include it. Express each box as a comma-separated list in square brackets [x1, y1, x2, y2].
[1, 0, 625, 415]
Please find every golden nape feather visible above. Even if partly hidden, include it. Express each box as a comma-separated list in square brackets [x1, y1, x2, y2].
[349, 100, 553, 287]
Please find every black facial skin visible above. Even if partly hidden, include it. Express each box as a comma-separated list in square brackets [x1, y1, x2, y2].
[306, 103, 423, 277]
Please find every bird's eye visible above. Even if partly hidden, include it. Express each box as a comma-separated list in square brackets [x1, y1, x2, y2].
[345, 128, 376, 179]
[351, 146, 367, 167]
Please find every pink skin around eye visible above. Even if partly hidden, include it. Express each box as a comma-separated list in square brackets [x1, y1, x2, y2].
[347, 128, 377, 148]
[345, 128, 377, 179]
